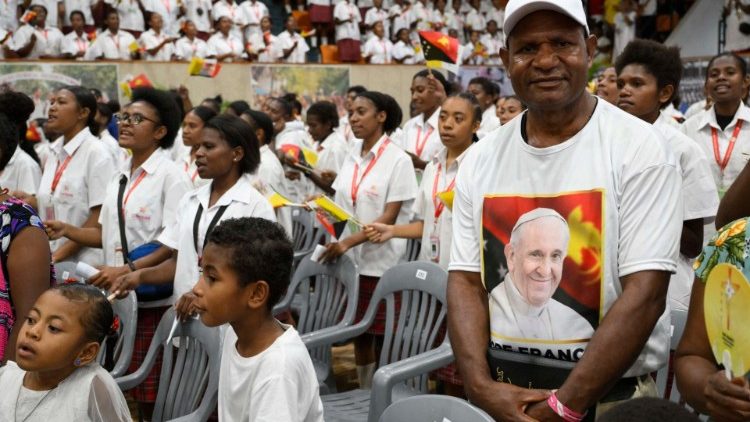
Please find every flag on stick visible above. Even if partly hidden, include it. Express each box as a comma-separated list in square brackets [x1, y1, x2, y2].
[418, 31, 462, 75]
[308, 196, 361, 237]
[188, 57, 222, 78]
[264, 186, 305, 209]
[280, 144, 319, 168]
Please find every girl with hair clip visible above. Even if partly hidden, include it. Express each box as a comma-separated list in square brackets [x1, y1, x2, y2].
[174, 20, 210, 60]
[319, 91, 418, 389]
[0, 284, 131, 421]
[179, 105, 217, 188]
[16, 86, 114, 266]
[44, 88, 193, 419]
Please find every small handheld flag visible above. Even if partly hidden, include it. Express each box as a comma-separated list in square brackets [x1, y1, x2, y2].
[20, 10, 36, 24]
[129, 73, 153, 89]
[280, 144, 319, 169]
[188, 57, 222, 78]
[437, 190, 455, 211]
[308, 196, 362, 238]
[418, 31, 462, 75]
[264, 186, 305, 209]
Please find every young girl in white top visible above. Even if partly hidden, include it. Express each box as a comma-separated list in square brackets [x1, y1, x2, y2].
[392, 28, 416, 64]
[19, 86, 114, 266]
[44, 88, 193, 419]
[118, 115, 275, 321]
[246, 16, 280, 62]
[61, 11, 91, 60]
[211, 0, 243, 40]
[207, 14, 244, 62]
[10, 5, 64, 59]
[182, 0, 212, 37]
[180, 105, 217, 188]
[319, 91, 418, 388]
[0, 284, 131, 422]
[85, 11, 138, 60]
[138, 12, 177, 61]
[333, 0, 361, 62]
[174, 20, 209, 60]
[362, 21, 392, 64]
[303, 101, 348, 195]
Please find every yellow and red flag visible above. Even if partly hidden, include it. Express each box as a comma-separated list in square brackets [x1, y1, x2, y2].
[418, 31, 462, 75]
[129, 73, 153, 89]
[279, 144, 319, 169]
[188, 57, 222, 78]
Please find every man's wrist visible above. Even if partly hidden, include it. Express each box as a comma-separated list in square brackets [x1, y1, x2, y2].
[554, 385, 591, 414]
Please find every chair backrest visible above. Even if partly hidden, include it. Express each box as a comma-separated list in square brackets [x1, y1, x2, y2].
[97, 291, 137, 378]
[149, 308, 221, 422]
[275, 254, 359, 364]
[364, 262, 448, 392]
[379, 395, 494, 422]
[320, 45, 341, 64]
[401, 239, 422, 263]
[292, 209, 316, 255]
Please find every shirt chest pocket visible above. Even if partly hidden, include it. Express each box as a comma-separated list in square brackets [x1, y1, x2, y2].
[358, 179, 388, 209]
[54, 177, 86, 206]
[124, 191, 163, 233]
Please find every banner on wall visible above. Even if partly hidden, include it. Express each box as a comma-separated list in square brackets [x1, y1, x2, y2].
[0, 63, 119, 120]
[250, 65, 350, 116]
[451, 66, 514, 97]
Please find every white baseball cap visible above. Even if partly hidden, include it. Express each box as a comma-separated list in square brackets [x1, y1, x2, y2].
[503, 0, 589, 43]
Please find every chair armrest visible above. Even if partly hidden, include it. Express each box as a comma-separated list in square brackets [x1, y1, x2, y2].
[115, 342, 162, 390]
[368, 342, 454, 422]
[300, 320, 370, 349]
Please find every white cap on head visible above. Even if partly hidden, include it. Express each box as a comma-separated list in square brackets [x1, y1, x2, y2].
[503, 0, 589, 44]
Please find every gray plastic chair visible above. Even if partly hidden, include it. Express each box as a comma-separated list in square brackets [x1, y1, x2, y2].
[400, 239, 422, 263]
[302, 262, 454, 422]
[98, 291, 137, 378]
[53, 261, 82, 284]
[379, 395, 494, 422]
[273, 254, 359, 393]
[292, 208, 317, 267]
[116, 308, 221, 422]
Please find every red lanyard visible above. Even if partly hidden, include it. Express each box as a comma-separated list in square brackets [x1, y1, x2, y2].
[184, 162, 198, 182]
[351, 139, 390, 206]
[111, 33, 120, 50]
[163, 0, 171, 14]
[712, 120, 744, 172]
[431, 162, 456, 220]
[76, 37, 86, 52]
[414, 126, 433, 158]
[51, 154, 74, 193]
[122, 170, 147, 206]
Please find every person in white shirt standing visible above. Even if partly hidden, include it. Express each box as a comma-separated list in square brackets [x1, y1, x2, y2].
[211, 0, 243, 41]
[61, 0, 95, 32]
[613, 0, 636, 59]
[179, 105, 216, 188]
[464, 0, 485, 34]
[239, 0, 267, 42]
[480, 19, 503, 65]
[103, 0, 145, 37]
[467, 76, 501, 139]
[364, 0, 389, 40]
[392, 27, 417, 64]
[10, 4, 64, 59]
[338, 85, 367, 143]
[277, 15, 309, 64]
[319, 91, 418, 389]
[85, 10, 138, 60]
[388, 0, 413, 40]
[303, 101, 348, 195]
[485, 0, 505, 32]
[182, 0, 212, 39]
[334, 0, 361, 63]
[174, 19, 209, 60]
[265, 97, 313, 203]
[246, 15, 279, 62]
[723, 0, 750, 53]
[615, 38, 719, 311]
[138, 12, 176, 61]
[362, 21, 392, 64]
[0, 115, 41, 195]
[207, 13, 244, 62]
[61, 10, 91, 60]
[401, 69, 450, 171]
[0, 0, 19, 33]
[143, 0, 181, 36]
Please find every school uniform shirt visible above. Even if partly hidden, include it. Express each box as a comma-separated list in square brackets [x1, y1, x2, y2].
[462, 41, 485, 65]
[61, 31, 91, 59]
[449, 100, 681, 377]
[0, 0, 19, 32]
[654, 115, 719, 311]
[316, 131, 349, 175]
[276, 120, 315, 202]
[251, 145, 292, 237]
[443, 9, 465, 42]
[239, 0, 268, 39]
[218, 324, 324, 422]
[62, 0, 95, 26]
[99, 150, 191, 308]
[138, 28, 175, 61]
[332, 135, 418, 277]
[333, 0, 361, 41]
[485, 5, 504, 28]
[11, 24, 63, 58]
[724, 0, 750, 53]
[207, 31, 243, 61]
[99, 130, 128, 168]
[388, 3, 413, 39]
[613, 11, 636, 59]
[85, 30, 137, 60]
[392, 39, 416, 64]
[464, 7, 485, 32]
[174, 36, 209, 60]
[143, 0, 180, 35]
[363, 6, 389, 39]
[179, 155, 208, 189]
[38, 128, 114, 266]
[412, 146, 468, 269]
[183, 0, 213, 33]
[362, 35, 392, 64]
[212, 0, 245, 41]
[277, 30, 309, 63]
[480, 32, 503, 65]
[681, 101, 750, 194]
[247, 31, 281, 62]
[411, 1, 430, 30]
[0, 146, 41, 194]
[158, 173, 276, 303]
[0, 361, 131, 422]
[103, 0, 145, 32]
[400, 108, 443, 164]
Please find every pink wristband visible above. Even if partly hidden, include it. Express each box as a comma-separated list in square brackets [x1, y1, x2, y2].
[547, 391, 586, 422]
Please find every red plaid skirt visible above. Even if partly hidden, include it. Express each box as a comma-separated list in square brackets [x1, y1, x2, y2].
[128, 306, 169, 403]
[310, 4, 333, 24]
[356, 275, 404, 336]
[337, 39, 361, 62]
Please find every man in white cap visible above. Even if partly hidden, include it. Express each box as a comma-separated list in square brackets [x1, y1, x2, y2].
[447, 0, 682, 420]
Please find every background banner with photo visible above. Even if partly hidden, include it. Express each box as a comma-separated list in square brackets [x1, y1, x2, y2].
[679, 58, 709, 110]
[250, 65, 350, 116]
[0, 63, 119, 120]
[452, 66, 514, 97]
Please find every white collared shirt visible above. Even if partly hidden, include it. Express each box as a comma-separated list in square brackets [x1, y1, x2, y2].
[212, 0, 245, 40]
[478, 106, 501, 140]
[362, 35, 392, 64]
[485, 6, 504, 29]
[0, 146, 41, 194]
[38, 128, 114, 266]
[0, 0, 19, 32]
[175, 36, 209, 60]
[252, 145, 292, 237]
[142, 0, 180, 35]
[158, 173, 276, 303]
[363, 7, 389, 39]
[183, 0, 213, 33]
[411, 1, 430, 30]
[333, 0, 361, 41]
[207, 32, 243, 61]
[85, 30, 136, 60]
[276, 121, 314, 202]
[240, 0, 269, 39]
[412, 146, 469, 269]
[12, 25, 63, 58]
[681, 102, 750, 193]
[277, 30, 309, 63]
[179, 154, 210, 189]
[246, 31, 280, 62]
[316, 131, 349, 174]
[99, 130, 128, 168]
[103, 0, 144, 31]
[332, 135, 418, 276]
[139, 29, 175, 61]
[392, 39, 416, 64]
[61, 31, 90, 58]
[465, 7, 485, 32]
[480, 32, 503, 65]
[400, 108, 443, 162]
[98, 150, 191, 308]
[388, 3, 414, 39]
[37, 0, 62, 28]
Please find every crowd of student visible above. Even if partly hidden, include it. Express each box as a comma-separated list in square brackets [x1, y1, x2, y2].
[0, 0, 749, 420]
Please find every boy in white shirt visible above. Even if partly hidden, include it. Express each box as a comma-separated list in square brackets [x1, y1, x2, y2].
[191, 217, 324, 422]
[277, 15, 309, 64]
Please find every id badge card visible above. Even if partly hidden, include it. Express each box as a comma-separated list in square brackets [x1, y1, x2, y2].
[429, 225, 440, 263]
[44, 204, 56, 221]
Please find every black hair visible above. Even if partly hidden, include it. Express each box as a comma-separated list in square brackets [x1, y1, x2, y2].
[706, 52, 748, 79]
[168, 90, 186, 122]
[107, 99, 120, 113]
[282, 93, 302, 116]
[346, 85, 367, 96]
[96, 103, 113, 134]
[69, 9, 85, 22]
[0, 113, 19, 171]
[60, 85, 98, 135]
[102, 9, 118, 31]
[28, 4, 47, 15]
[614, 39, 683, 107]
[203, 115, 260, 174]
[130, 87, 182, 149]
[269, 97, 293, 119]
[598, 397, 700, 422]
[89, 88, 103, 100]
[206, 217, 293, 309]
[201, 96, 222, 113]
[468, 76, 500, 97]
[502, 95, 527, 110]
[241, 109, 274, 145]
[306, 101, 340, 128]
[446, 92, 482, 142]
[413, 69, 452, 96]
[228, 100, 251, 116]
[0, 91, 36, 143]
[189, 105, 218, 124]
[52, 283, 114, 344]
[355, 91, 403, 135]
